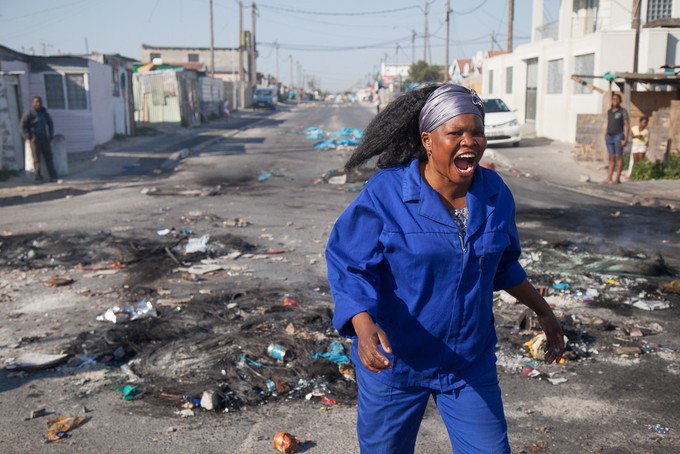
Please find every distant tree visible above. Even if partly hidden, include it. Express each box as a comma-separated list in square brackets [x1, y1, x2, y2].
[407, 60, 444, 83]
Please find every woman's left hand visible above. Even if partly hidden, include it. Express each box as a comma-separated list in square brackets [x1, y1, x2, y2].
[538, 313, 565, 364]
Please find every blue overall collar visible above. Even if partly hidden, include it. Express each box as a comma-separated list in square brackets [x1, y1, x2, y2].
[402, 158, 500, 237]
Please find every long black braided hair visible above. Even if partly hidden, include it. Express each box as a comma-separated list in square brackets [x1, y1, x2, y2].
[346, 83, 442, 171]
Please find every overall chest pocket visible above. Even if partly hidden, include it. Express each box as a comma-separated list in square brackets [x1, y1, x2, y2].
[474, 232, 510, 280]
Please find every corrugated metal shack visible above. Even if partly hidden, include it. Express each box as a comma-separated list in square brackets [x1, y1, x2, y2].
[199, 76, 225, 120]
[133, 67, 201, 127]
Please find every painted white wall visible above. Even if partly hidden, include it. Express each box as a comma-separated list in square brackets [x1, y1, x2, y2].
[482, 0, 679, 145]
[88, 60, 115, 147]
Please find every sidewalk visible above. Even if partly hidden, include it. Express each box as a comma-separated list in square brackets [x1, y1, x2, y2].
[485, 138, 680, 211]
[0, 111, 254, 207]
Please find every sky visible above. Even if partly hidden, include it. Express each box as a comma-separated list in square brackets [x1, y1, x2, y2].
[0, 0, 561, 92]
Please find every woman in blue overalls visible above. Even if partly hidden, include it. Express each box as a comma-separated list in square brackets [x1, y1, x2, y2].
[326, 84, 564, 453]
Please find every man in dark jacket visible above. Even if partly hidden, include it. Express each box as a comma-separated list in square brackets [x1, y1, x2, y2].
[20, 96, 57, 182]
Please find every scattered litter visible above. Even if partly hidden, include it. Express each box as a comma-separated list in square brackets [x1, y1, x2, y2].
[44, 416, 87, 443]
[264, 249, 288, 255]
[223, 218, 250, 227]
[5, 353, 69, 371]
[283, 297, 300, 307]
[614, 346, 642, 356]
[313, 139, 337, 150]
[157, 228, 173, 236]
[631, 299, 670, 311]
[177, 263, 224, 275]
[328, 175, 347, 185]
[115, 384, 143, 400]
[258, 172, 283, 181]
[200, 390, 222, 411]
[321, 396, 338, 405]
[45, 277, 74, 287]
[96, 298, 157, 324]
[647, 424, 670, 434]
[25, 408, 47, 420]
[337, 138, 359, 147]
[523, 367, 568, 385]
[179, 409, 195, 418]
[313, 341, 350, 364]
[273, 431, 300, 454]
[551, 281, 571, 291]
[661, 279, 680, 294]
[267, 344, 288, 362]
[185, 234, 210, 254]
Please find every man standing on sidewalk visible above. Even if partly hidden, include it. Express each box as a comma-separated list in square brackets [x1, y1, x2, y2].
[20, 96, 58, 182]
[603, 93, 629, 184]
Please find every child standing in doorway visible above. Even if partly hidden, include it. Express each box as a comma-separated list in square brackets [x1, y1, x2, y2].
[627, 116, 649, 178]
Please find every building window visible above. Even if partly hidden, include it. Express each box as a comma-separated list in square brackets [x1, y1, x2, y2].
[150, 52, 161, 60]
[66, 74, 87, 109]
[188, 53, 199, 62]
[43, 73, 88, 110]
[647, 0, 673, 21]
[488, 70, 494, 94]
[547, 59, 563, 94]
[44, 74, 66, 109]
[506, 67, 513, 94]
[573, 53, 595, 94]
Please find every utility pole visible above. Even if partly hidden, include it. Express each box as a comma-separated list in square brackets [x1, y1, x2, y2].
[423, 1, 429, 64]
[289, 54, 294, 89]
[238, 0, 246, 108]
[251, 3, 258, 88]
[632, 0, 641, 73]
[209, 0, 215, 77]
[445, 0, 451, 82]
[84, 37, 89, 55]
[275, 40, 280, 84]
[507, 0, 514, 52]
[411, 29, 416, 63]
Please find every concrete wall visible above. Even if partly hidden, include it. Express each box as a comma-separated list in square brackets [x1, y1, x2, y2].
[670, 100, 680, 156]
[574, 114, 606, 162]
[140, 46, 244, 75]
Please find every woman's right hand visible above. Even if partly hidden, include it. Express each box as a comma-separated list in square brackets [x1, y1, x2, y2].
[351, 312, 392, 373]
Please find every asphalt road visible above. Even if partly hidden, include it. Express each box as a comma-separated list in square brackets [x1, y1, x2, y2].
[0, 102, 678, 453]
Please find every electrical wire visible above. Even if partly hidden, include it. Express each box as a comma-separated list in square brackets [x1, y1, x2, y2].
[452, 0, 491, 16]
[256, 2, 422, 17]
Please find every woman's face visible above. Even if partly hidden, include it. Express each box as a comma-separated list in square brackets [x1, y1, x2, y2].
[420, 113, 487, 187]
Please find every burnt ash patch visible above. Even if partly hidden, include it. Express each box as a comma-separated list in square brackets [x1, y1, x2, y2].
[69, 288, 356, 411]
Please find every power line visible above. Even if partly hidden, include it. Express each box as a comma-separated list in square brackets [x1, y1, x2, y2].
[452, 0, 490, 16]
[259, 35, 413, 52]
[256, 2, 422, 16]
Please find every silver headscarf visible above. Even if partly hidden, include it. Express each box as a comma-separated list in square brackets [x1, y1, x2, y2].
[418, 84, 485, 133]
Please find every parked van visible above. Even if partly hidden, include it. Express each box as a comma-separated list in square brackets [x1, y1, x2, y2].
[253, 87, 277, 109]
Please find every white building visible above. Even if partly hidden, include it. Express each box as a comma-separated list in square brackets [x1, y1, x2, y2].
[380, 62, 410, 89]
[482, 0, 680, 143]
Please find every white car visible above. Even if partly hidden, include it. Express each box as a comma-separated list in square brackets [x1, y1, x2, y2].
[482, 98, 521, 147]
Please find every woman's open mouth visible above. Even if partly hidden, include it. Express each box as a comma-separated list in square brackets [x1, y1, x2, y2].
[453, 152, 477, 175]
